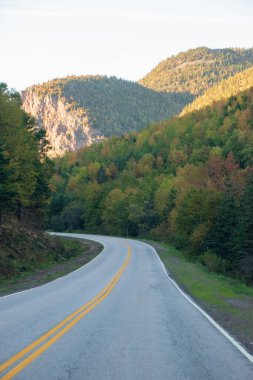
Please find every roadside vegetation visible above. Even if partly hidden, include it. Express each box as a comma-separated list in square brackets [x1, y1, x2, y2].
[0, 221, 102, 295]
[0, 82, 52, 227]
[0, 83, 102, 295]
[26, 75, 190, 138]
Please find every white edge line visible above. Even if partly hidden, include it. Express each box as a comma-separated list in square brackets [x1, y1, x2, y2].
[139, 240, 253, 364]
[3, 234, 253, 364]
[0, 233, 105, 300]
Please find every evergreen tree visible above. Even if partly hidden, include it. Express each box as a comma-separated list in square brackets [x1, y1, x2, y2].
[234, 172, 253, 280]
[0, 82, 53, 226]
[204, 189, 237, 262]
[97, 166, 107, 184]
[163, 187, 177, 221]
[0, 144, 16, 225]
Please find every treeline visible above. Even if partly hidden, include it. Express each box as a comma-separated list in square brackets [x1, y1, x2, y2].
[49, 86, 253, 282]
[181, 66, 253, 115]
[25, 75, 192, 138]
[0, 83, 52, 227]
[139, 47, 253, 95]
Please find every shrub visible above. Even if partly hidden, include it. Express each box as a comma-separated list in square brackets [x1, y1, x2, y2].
[200, 250, 229, 274]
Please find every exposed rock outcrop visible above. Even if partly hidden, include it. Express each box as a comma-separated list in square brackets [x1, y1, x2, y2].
[21, 75, 191, 157]
[22, 88, 105, 157]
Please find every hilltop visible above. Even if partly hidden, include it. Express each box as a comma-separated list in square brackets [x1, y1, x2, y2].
[22, 76, 191, 157]
[181, 66, 253, 115]
[22, 47, 253, 157]
[139, 47, 253, 95]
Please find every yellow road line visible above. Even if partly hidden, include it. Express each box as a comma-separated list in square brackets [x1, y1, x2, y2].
[0, 246, 131, 380]
[0, 262, 119, 373]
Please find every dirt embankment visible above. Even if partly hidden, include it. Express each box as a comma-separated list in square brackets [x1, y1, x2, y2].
[0, 222, 103, 296]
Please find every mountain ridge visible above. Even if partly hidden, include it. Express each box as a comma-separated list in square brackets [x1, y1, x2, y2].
[22, 47, 253, 157]
[139, 47, 253, 95]
[22, 75, 191, 157]
[181, 66, 253, 115]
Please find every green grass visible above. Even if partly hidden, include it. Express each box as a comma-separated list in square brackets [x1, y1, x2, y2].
[157, 241, 253, 303]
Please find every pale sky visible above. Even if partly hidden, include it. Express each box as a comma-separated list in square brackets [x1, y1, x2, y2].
[1, 0, 253, 91]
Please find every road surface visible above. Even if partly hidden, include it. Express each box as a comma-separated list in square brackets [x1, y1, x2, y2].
[0, 234, 253, 380]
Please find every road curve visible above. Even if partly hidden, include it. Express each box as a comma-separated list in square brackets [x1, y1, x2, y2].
[0, 234, 253, 380]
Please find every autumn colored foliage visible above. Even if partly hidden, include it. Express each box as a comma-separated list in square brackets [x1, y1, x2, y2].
[49, 86, 253, 281]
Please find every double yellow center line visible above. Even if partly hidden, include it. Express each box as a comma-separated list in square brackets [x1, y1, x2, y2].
[0, 245, 131, 380]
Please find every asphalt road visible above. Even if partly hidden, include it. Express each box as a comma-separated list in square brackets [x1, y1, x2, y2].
[0, 233, 253, 380]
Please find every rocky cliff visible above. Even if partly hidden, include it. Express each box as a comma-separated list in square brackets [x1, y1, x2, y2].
[22, 88, 105, 157]
[22, 75, 191, 157]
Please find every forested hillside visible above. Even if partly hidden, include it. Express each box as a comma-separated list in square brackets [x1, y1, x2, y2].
[0, 83, 66, 278]
[22, 76, 191, 157]
[22, 48, 253, 158]
[181, 66, 253, 115]
[139, 47, 253, 95]
[49, 86, 253, 282]
[0, 83, 52, 225]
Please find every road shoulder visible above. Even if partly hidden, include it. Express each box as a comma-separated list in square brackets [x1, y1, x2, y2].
[143, 239, 253, 356]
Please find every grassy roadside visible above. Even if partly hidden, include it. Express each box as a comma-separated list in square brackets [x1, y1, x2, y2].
[142, 239, 253, 355]
[0, 237, 103, 296]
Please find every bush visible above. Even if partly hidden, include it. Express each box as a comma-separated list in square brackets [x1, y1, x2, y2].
[50, 214, 65, 231]
[200, 250, 229, 274]
[149, 224, 169, 242]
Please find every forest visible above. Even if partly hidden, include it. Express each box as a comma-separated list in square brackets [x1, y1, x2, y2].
[181, 66, 253, 115]
[24, 75, 191, 137]
[48, 86, 253, 283]
[0, 83, 83, 278]
[139, 47, 253, 95]
[0, 83, 52, 226]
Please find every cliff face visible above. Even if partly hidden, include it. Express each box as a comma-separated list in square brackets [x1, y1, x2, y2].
[21, 75, 192, 157]
[22, 88, 106, 157]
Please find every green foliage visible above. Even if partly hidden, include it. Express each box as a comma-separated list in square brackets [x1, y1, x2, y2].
[170, 189, 220, 252]
[49, 85, 253, 282]
[200, 251, 229, 274]
[25, 75, 192, 139]
[0, 83, 52, 225]
[233, 172, 253, 280]
[181, 67, 253, 115]
[139, 47, 253, 95]
[204, 188, 238, 261]
[102, 188, 129, 235]
[0, 144, 16, 215]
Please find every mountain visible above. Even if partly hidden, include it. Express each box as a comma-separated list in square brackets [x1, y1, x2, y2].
[22, 76, 191, 157]
[49, 85, 253, 282]
[139, 47, 253, 95]
[22, 48, 253, 157]
[181, 66, 253, 115]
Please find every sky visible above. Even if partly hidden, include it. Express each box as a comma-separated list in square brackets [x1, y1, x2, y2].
[1, 0, 253, 91]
